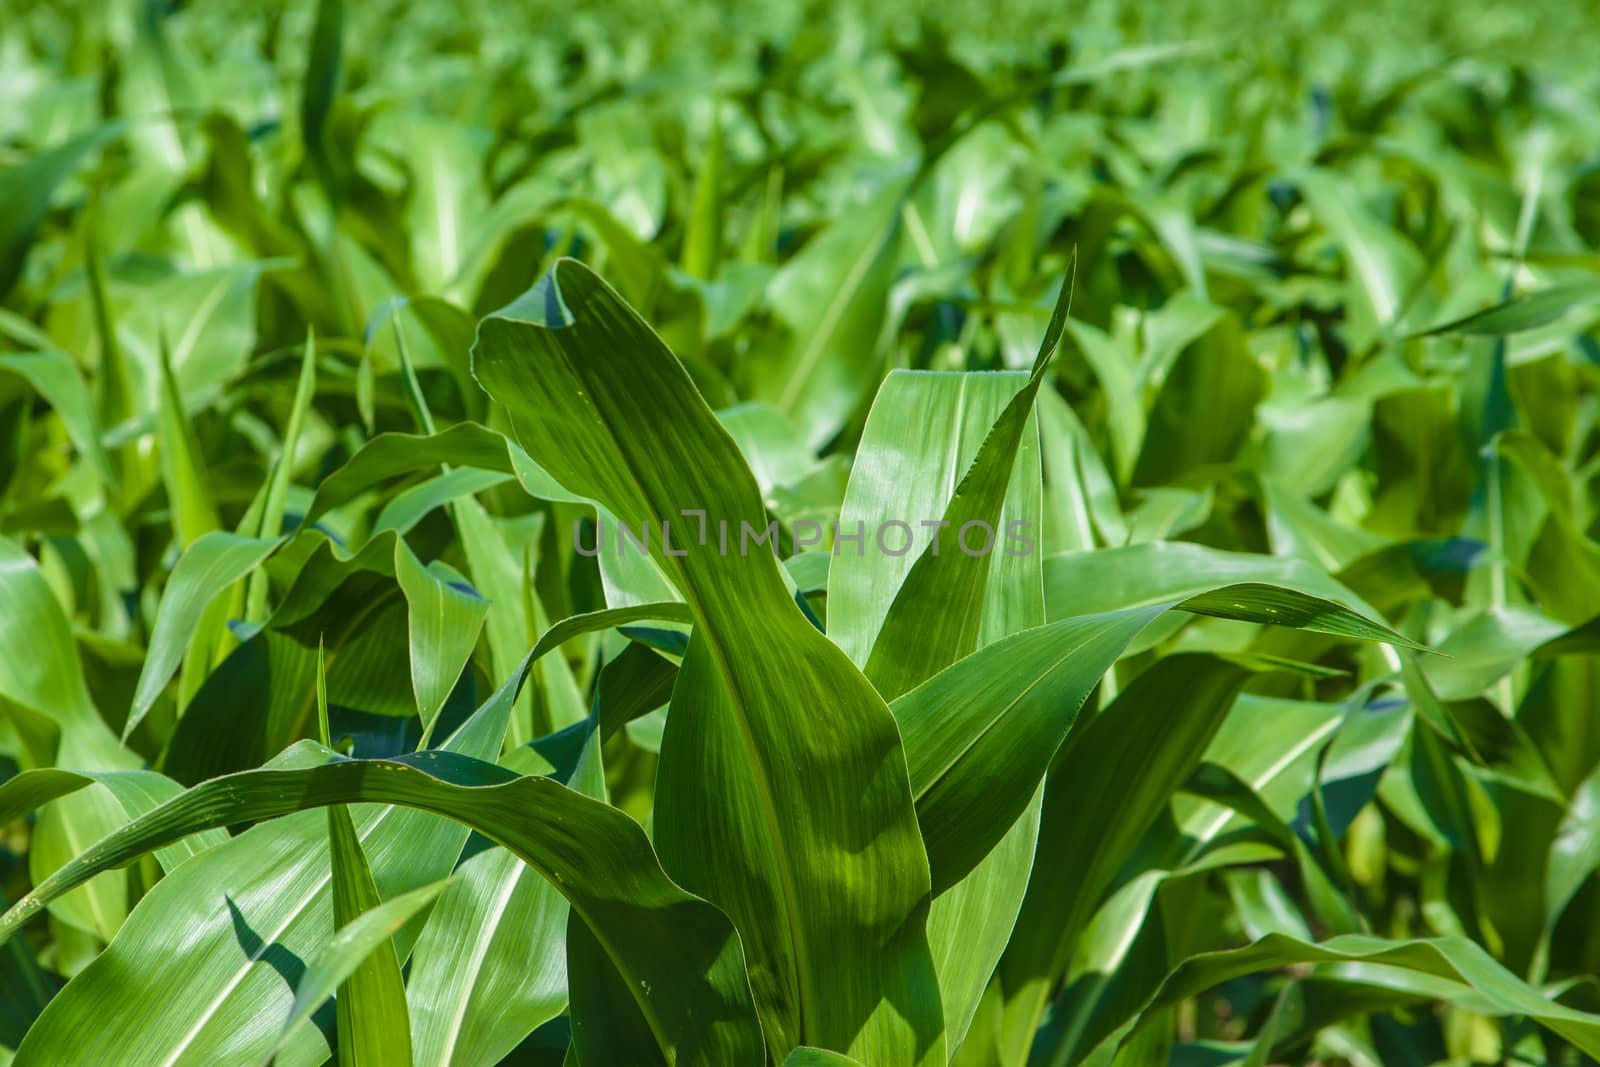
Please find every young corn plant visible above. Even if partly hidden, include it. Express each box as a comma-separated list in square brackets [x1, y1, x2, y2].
[4, 2, 1600, 1066]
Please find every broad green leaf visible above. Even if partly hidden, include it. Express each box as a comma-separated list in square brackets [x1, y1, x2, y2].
[297, 424, 562, 532]
[894, 607, 1162, 893]
[1184, 763, 1359, 934]
[118, 257, 281, 396]
[560, 197, 668, 311]
[254, 529, 509, 727]
[0, 767, 226, 873]
[0, 751, 764, 1066]
[367, 112, 490, 296]
[1177, 582, 1429, 650]
[1044, 541, 1394, 640]
[783, 550, 833, 595]
[292, 426, 653, 669]
[1037, 387, 1124, 551]
[902, 620, 1376, 979]
[473, 259, 942, 1065]
[530, 603, 694, 654]
[1403, 658, 1562, 802]
[449, 496, 586, 744]
[0, 537, 135, 940]
[1049, 695, 1408, 1067]
[373, 468, 512, 535]
[8, 661, 529, 1066]
[406, 717, 603, 1067]
[1260, 476, 1386, 570]
[393, 539, 489, 732]
[406, 846, 565, 1067]
[825, 336, 1053, 1054]
[925, 796, 1040, 1059]
[594, 642, 679, 742]
[0, 537, 126, 757]
[404, 720, 586, 1067]
[9, 16, 1600, 1067]
[10, 767, 228, 953]
[156, 620, 320, 785]
[718, 402, 815, 496]
[827, 369, 1036, 666]
[125, 532, 281, 739]
[24, 794, 133, 944]
[1138, 290, 1225, 385]
[995, 655, 1254, 1065]
[1423, 607, 1567, 701]
[1224, 869, 1314, 942]
[559, 708, 689, 1066]
[864, 264, 1072, 700]
[1064, 317, 1143, 483]
[1259, 396, 1371, 500]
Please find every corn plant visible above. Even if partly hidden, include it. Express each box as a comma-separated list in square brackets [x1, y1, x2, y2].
[3, 1, 1600, 1065]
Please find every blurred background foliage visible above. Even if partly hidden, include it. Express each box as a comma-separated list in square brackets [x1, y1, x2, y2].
[4, 0, 1600, 1064]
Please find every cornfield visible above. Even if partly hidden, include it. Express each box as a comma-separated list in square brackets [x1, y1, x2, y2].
[3, 1, 1600, 1064]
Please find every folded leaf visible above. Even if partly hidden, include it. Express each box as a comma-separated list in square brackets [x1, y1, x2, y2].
[995, 655, 1254, 1064]
[473, 259, 942, 1065]
[864, 262, 1073, 700]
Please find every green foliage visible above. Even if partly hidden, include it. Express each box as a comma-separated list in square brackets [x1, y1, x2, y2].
[2, 2, 1600, 1065]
